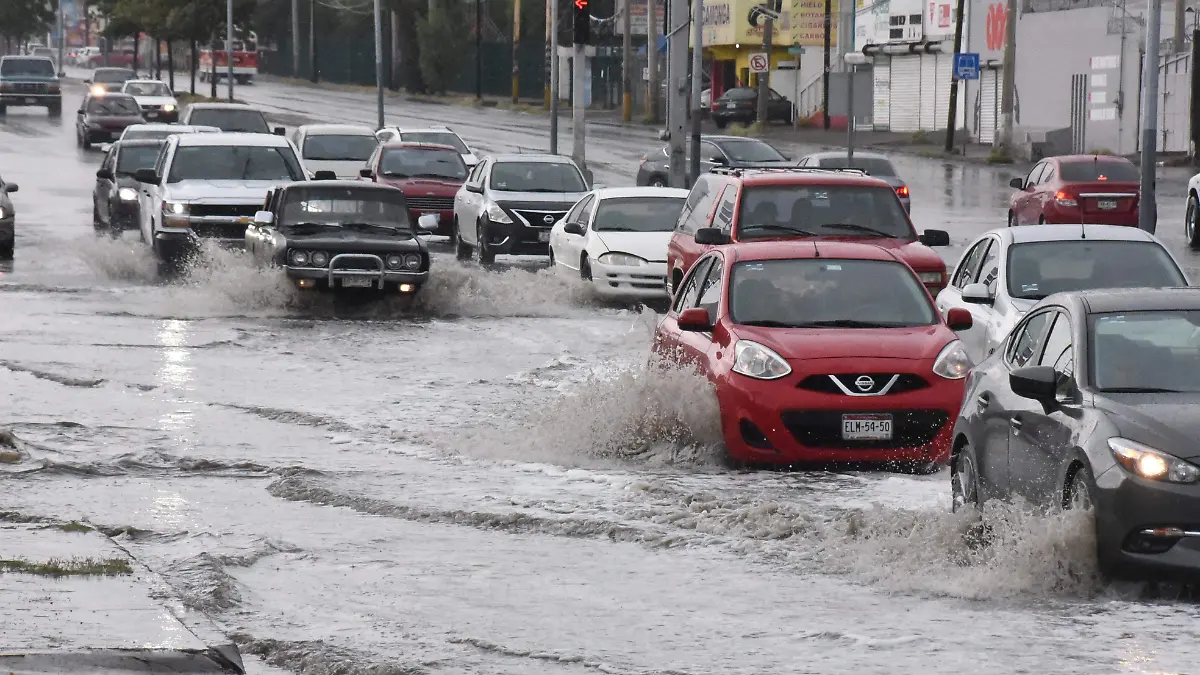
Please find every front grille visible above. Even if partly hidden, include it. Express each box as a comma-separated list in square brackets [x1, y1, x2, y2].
[779, 409, 949, 449]
[406, 196, 454, 211]
[513, 209, 567, 228]
[189, 204, 258, 218]
[797, 373, 930, 396]
[191, 223, 248, 238]
[6, 82, 48, 93]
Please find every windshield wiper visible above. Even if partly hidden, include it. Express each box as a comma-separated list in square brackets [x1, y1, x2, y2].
[342, 222, 407, 235]
[738, 319, 804, 327]
[597, 226, 639, 232]
[792, 319, 899, 328]
[820, 223, 900, 238]
[286, 221, 341, 233]
[740, 224, 817, 236]
[1101, 387, 1182, 393]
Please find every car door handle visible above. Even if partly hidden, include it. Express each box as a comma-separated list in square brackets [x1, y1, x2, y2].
[1010, 416, 1023, 431]
[976, 393, 989, 410]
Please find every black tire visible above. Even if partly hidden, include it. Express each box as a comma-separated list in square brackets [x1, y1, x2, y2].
[454, 218, 471, 260]
[1064, 464, 1096, 512]
[1038, 216, 1047, 224]
[580, 255, 592, 281]
[951, 441, 981, 513]
[0, 105, 6, 115]
[81, 134, 92, 150]
[1186, 193, 1200, 249]
[0, 241, 11, 259]
[714, 118, 727, 129]
[476, 220, 495, 264]
[649, 175, 667, 188]
[47, 103, 61, 117]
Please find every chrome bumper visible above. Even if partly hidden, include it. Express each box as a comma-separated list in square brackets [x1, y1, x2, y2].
[285, 253, 429, 289]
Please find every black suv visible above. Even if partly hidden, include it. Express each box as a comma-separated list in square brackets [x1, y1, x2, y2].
[0, 56, 62, 116]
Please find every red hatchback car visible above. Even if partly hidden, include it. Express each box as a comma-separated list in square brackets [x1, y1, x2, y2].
[652, 240, 975, 470]
[362, 141, 468, 237]
[666, 167, 951, 297]
[1007, 154, 1140, 226]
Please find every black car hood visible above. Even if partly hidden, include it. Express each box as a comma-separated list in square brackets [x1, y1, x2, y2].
[1094, 393, 1200, 460]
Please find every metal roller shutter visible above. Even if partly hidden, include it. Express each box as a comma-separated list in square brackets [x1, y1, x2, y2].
[889, 56, 922, 133]
[978, 67, 998, 144]
[933, 52, 953, 131]
[872, 58, 891, 131]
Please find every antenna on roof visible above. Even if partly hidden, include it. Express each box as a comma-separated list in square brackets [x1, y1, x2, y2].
[1081, 222, 1086, 239]
[813, 240, 820, 258]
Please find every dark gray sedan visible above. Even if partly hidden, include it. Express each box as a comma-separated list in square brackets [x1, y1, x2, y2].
[951, 287, 1200, 580]
[798, 151, 910, 212]
[0, 174, 16, 257]
[636, 135, 794, 187]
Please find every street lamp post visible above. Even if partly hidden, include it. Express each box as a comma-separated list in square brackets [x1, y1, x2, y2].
[226, 0, 234, 101]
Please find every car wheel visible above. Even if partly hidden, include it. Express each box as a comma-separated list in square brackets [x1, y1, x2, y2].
[714, 119, 727, 129]
[476, 220, 495, 264]
[951, 442, 980, 513]
[81, 134, 92, 150]
[47, 103, 61, 117]
[1064, 464, 1096, 512]
[454, 218, 471, 260]
[1186, 193, 1200, 249]
[649, 175, 667, 188]
[580, 255, 592, 281]
[0, 105, 6, 115]
[1006, 211, 1016, 227]
[1038, 216, 1046, 224]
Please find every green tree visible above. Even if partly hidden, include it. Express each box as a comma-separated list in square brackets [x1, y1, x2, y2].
[0, 0, 59, 46]
[416, 0, 466, 94]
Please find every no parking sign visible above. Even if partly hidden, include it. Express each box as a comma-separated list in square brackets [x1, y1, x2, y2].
[749, 53, 769, 73]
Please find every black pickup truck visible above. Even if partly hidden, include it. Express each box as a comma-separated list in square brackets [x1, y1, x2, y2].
[0, 56, 62, 116]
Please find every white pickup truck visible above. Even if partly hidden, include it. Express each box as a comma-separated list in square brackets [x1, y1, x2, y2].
[134, 132, 309, 266]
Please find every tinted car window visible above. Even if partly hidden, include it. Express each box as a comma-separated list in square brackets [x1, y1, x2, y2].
[1059, 160, 1139, 182]
[713, 139, 786, 163]
[380, 147, 468, 180]
[88, 96, 140, 115]
[489, 162, 586, 192]
[1006, 241, 1185, 300]
[815, 156, 897, 176]
[952, 238, 991, 288]
[673, 258, 714, 311]
[719, 88, 757, 100]
[303, 135, 378, 161]
[1008, 311, 1054, 367]
[116, 144, 165, 174]
[1091, 311, 1200, 392]
[187, 108, 269, 133]
[167, 145, 304, 183]
[1, 58, 55, 77]
[592, 197, 686, 232]
[729, 259, 935, 327]
[738, 185, 913, 238]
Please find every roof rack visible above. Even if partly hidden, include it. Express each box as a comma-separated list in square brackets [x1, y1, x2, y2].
[707, 166, 871, 177]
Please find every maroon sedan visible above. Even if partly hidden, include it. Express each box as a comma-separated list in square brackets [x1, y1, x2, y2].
[1007, 154, 1140, 227]
[362, 141, 467, 238]
[76, 92, 144, 150]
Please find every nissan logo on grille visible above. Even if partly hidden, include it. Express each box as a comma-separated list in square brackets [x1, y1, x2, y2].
[543, 214, 555, 224]
[854, 376, 875, 392]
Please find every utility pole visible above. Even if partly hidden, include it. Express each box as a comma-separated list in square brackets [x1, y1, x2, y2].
[821, 0, 831, 129]
[1175, 0, 1186, 53]
[309, 0, 318, 82]
[943, 0, 967, 152]
[756, 17, 773, 126]
[226, 0, 234, 101]
[667, 0, 688, 186]
[56, 0, 64, 77]
[476, 0, 483, 99]
[997, 0, 1016, 152]
[1140, 0, 1163, 233]
[373, 0, 385, 129]
[550, 0, 559, 151]
[622, 0, 632, 121]
[646, 0, 659, 121]
[513, 0, 522, 104]
[292, 0, 301, 75]
[688, 0, 703, 184]
[573, 0, 590, 174]
[545, 0, 552, 107]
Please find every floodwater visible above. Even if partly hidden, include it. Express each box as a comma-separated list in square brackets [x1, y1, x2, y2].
[2, 74, 1199, 674]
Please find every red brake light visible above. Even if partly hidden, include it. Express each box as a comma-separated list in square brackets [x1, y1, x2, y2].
[896, 185, 909, 197]
[1054, 190, 1078, 207]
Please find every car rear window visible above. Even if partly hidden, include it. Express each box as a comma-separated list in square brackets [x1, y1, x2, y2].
[1, 58, 55, 77]
[721, 88, 757, 100]
[380, 147, 467, 180]
[815, 156, 897, 176]
[95, 69, 135, 83]
[1059, 160, 1139, 182]
[88, 96, 141, 115]
[713, 139, 786, 163]
[187, 108, 269, 133]
[737, 184, 913, 239]
[1006, 240, 1185, 300]
[303, 134, 378, 161]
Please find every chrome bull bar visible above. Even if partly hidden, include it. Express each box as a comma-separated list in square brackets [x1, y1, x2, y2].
[328, 253, 385, 289]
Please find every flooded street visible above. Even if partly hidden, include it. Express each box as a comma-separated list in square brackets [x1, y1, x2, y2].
[3, 76, 1200, 674]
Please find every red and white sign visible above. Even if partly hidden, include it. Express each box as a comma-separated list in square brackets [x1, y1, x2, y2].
[749, 52, 769, 73]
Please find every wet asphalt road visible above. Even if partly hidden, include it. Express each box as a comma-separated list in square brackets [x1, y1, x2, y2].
[2, 76, 1200, 674]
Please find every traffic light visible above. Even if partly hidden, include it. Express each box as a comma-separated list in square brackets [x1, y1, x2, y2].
[574, 0, 590, 45]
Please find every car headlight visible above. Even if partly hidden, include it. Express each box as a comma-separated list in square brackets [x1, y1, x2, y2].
[731, 340, 792, 380]
[484, 201, 513, 224]
[918, 271, 944, 285]
[1109, 438, 1200, 484]
[385, 254, 404, 269]
[118, 187, 138, 201]
[0, 207, 6, 219]
[403, 253, 422, 270]
[309, 251, 328, 267]
[90, 85, 104, 96]
[162, 104, 176, 112]
[162, 201, 188, 215]
[598, 252, 648, 267]
[289, 250, 309, 266]
[932, 339, 972, 379]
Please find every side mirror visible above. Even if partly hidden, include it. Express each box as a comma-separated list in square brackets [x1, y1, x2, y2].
[677, 307, 714, 332]
[3, 183, 17, 193]
[83, 78, 91, 84]
[273, 127, 286, 136]
[563, 222, 584, 236]
[133, 168, 160, 185]
[465, 183, 484, 194]
[417, 214, 440, 231]
[1009, 177, 1025, 190]
[694, 227, 730, 246]
[77, 109, 85, 115]
[253, 210, 274, 226]
[95, 168, 113, 180]
[1010, 365, 1058, 403]
[945, 307, 974, 332]
[313, 170, 337, 180]
[918, 229, 950, 247]
[359, 168, 373, 178]
[961, 282, 993, 305]
[707, 155, 727, 165]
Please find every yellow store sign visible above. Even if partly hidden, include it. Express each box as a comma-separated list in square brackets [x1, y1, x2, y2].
[695, 0, 840, 48]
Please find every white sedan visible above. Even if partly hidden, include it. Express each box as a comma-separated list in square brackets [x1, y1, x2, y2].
[549, 187, 688, 300]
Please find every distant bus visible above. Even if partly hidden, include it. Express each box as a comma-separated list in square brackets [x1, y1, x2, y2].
[198, 33, 258, 85]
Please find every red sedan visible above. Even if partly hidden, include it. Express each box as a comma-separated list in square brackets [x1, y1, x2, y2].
[1007, 154, 1140, 226]
[652, 241, 975, 470]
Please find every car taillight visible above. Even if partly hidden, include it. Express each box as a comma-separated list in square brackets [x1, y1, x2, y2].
[896, 185, 909, 198]
[1055, 190, 1078, 207]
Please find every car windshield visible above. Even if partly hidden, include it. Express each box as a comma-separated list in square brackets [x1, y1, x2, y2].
[1091, 311, 1200, 392]
[1006, 241, 1185, 300]
[380, 147, 467, 180]
[730, 259, 936, 328]
[303, 134, 378, 161]
[124, 81, 172, 96]
[397, 132, 469, 154]
[592, 196, 686, 232]
[187, 108, 269, 133]
[0, 58, 55, 77]
[166, 145, 304, 183]
[490, 161, 586, 192]
[714, 139, 786, 163]
[737, 185, 913, 239]
[116, 144, 164, 175]
[95, 69, 134, 83]
[88, 96, 140, 115]
[281, 186, 411, 230]
[814, 155, 897, 176]
[1059, 160, 1140, 182]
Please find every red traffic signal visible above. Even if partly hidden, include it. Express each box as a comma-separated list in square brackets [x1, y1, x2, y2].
[574, 0, 590, 44]
[575, 0, 587, 8]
